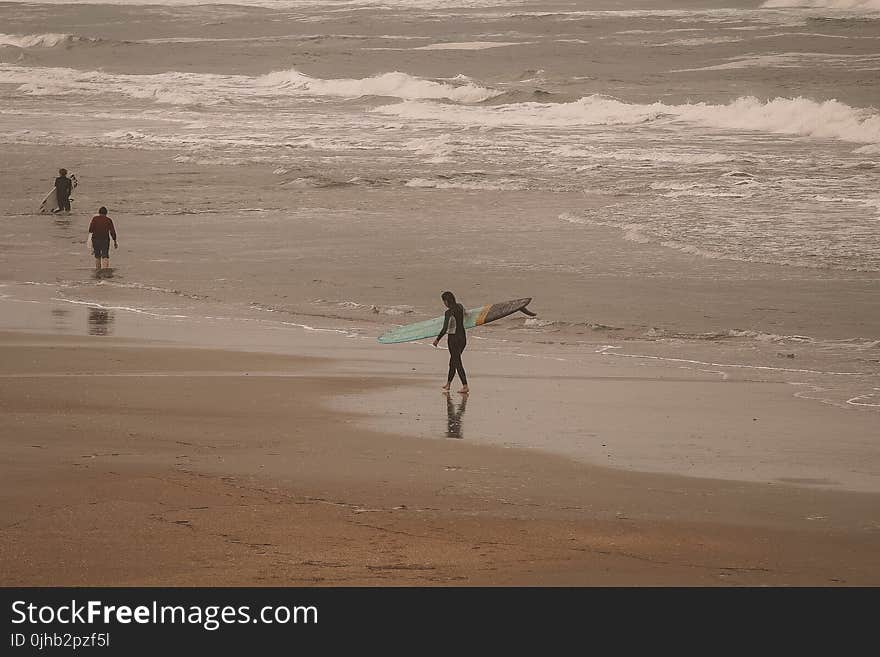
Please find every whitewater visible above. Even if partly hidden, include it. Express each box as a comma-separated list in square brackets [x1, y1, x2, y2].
[1, 0, 879, 275]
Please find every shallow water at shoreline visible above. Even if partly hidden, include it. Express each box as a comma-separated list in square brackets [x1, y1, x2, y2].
[2, 281, 878, 495]
[2, 144, 877, 359]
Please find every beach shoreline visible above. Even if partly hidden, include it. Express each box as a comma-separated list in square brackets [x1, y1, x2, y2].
[3, 143, 878, 347]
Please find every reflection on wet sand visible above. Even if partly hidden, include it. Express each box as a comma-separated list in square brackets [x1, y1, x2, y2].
[50, 307, 69, 331]
[87, 307, 114, 336]
[445, 392, 467, 439]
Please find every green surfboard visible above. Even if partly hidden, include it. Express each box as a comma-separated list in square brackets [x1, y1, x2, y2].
[378, 297, 535, 344]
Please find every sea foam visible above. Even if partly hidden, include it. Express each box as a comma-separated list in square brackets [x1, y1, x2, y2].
[0, 33, 95, 48]
[255, 69, 498, 103]
[761, 0, 880, 10]
[0, 0, 517, 9]
[0, 64, 498, 105]
[375, 96, 880, 146]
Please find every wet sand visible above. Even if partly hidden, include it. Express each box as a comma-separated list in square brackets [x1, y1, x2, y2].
[1, 331, 878, 586]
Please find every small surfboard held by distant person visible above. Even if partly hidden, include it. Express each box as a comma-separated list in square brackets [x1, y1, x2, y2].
[378, 297, 536, 344]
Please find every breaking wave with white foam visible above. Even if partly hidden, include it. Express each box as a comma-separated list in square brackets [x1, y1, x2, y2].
[375, 95, 880, 147]
[761, 0, 880, 10]
[553, 145, 734, 165]
[0, 0, 517, 8]
[405, 177, 523, 191]
[255, 69, 498, 103]
[0, 64, 498, 105]
[0, 33, 98, 48]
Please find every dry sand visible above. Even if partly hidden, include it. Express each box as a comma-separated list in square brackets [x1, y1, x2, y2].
[2, 331, 878, 586]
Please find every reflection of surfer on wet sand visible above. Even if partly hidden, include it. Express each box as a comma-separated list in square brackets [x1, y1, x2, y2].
[445, 392, 467, 439]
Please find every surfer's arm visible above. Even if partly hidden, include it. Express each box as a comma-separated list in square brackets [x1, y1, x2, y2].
[433, 310, 452, 346]
[109, 219, 117, 243]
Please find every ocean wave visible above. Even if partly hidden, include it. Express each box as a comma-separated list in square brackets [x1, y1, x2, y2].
[649, 180, 756, 199]
[553, 145, 735, 165]
[656, 232, 876, 272]
[644, 328, 819, 344]
[326, 300, 415, 316]
[92, 280, 208, 300]
[375, 95, 880, 146]
[413, 41, 521, 50]
[404, 134, 459, 162]
[559, 207, 880, 272]
[376, 95, 667, 127]
[521, 318, 556, 328]
[635, 330, 880, 349]
[815, 194, 880, 214]
[761, 0, 880, 10]
[254, 69, 499, 103]
[0, 64, 498, 105]
[0, 0, 516, 7]
[0, 33, 101, 48]
[595, 346, 872, 377]
[653, 36, 743, 47]
[675, 52, 880, 72]
[404, 176, 523, 191]
[753, 31, 880, 39]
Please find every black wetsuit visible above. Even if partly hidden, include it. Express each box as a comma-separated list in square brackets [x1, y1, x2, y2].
[54, 175, 72, 212]
[437, 303, 467, 385]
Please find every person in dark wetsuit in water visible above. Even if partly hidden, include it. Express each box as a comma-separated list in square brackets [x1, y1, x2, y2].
[54, 168, 73, 214]
[432, 290, 469, 394]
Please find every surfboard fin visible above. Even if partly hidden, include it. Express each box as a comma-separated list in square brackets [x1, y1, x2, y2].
[519, 307, 537, 317]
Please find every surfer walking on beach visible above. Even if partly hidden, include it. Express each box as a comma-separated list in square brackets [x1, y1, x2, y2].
[433, 291, 469, 394]
[54, 168, 73, 214]
[88, 206, 117, 273]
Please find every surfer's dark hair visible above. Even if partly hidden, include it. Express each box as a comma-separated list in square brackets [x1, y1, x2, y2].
[98, 206, 107, 215]
[441, 291, 456, 307]
[59, 168, 67, 175]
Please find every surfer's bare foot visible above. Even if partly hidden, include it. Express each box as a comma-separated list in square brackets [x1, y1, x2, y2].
[459, 386, 469, 395]
[441, 383, 450, 391]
